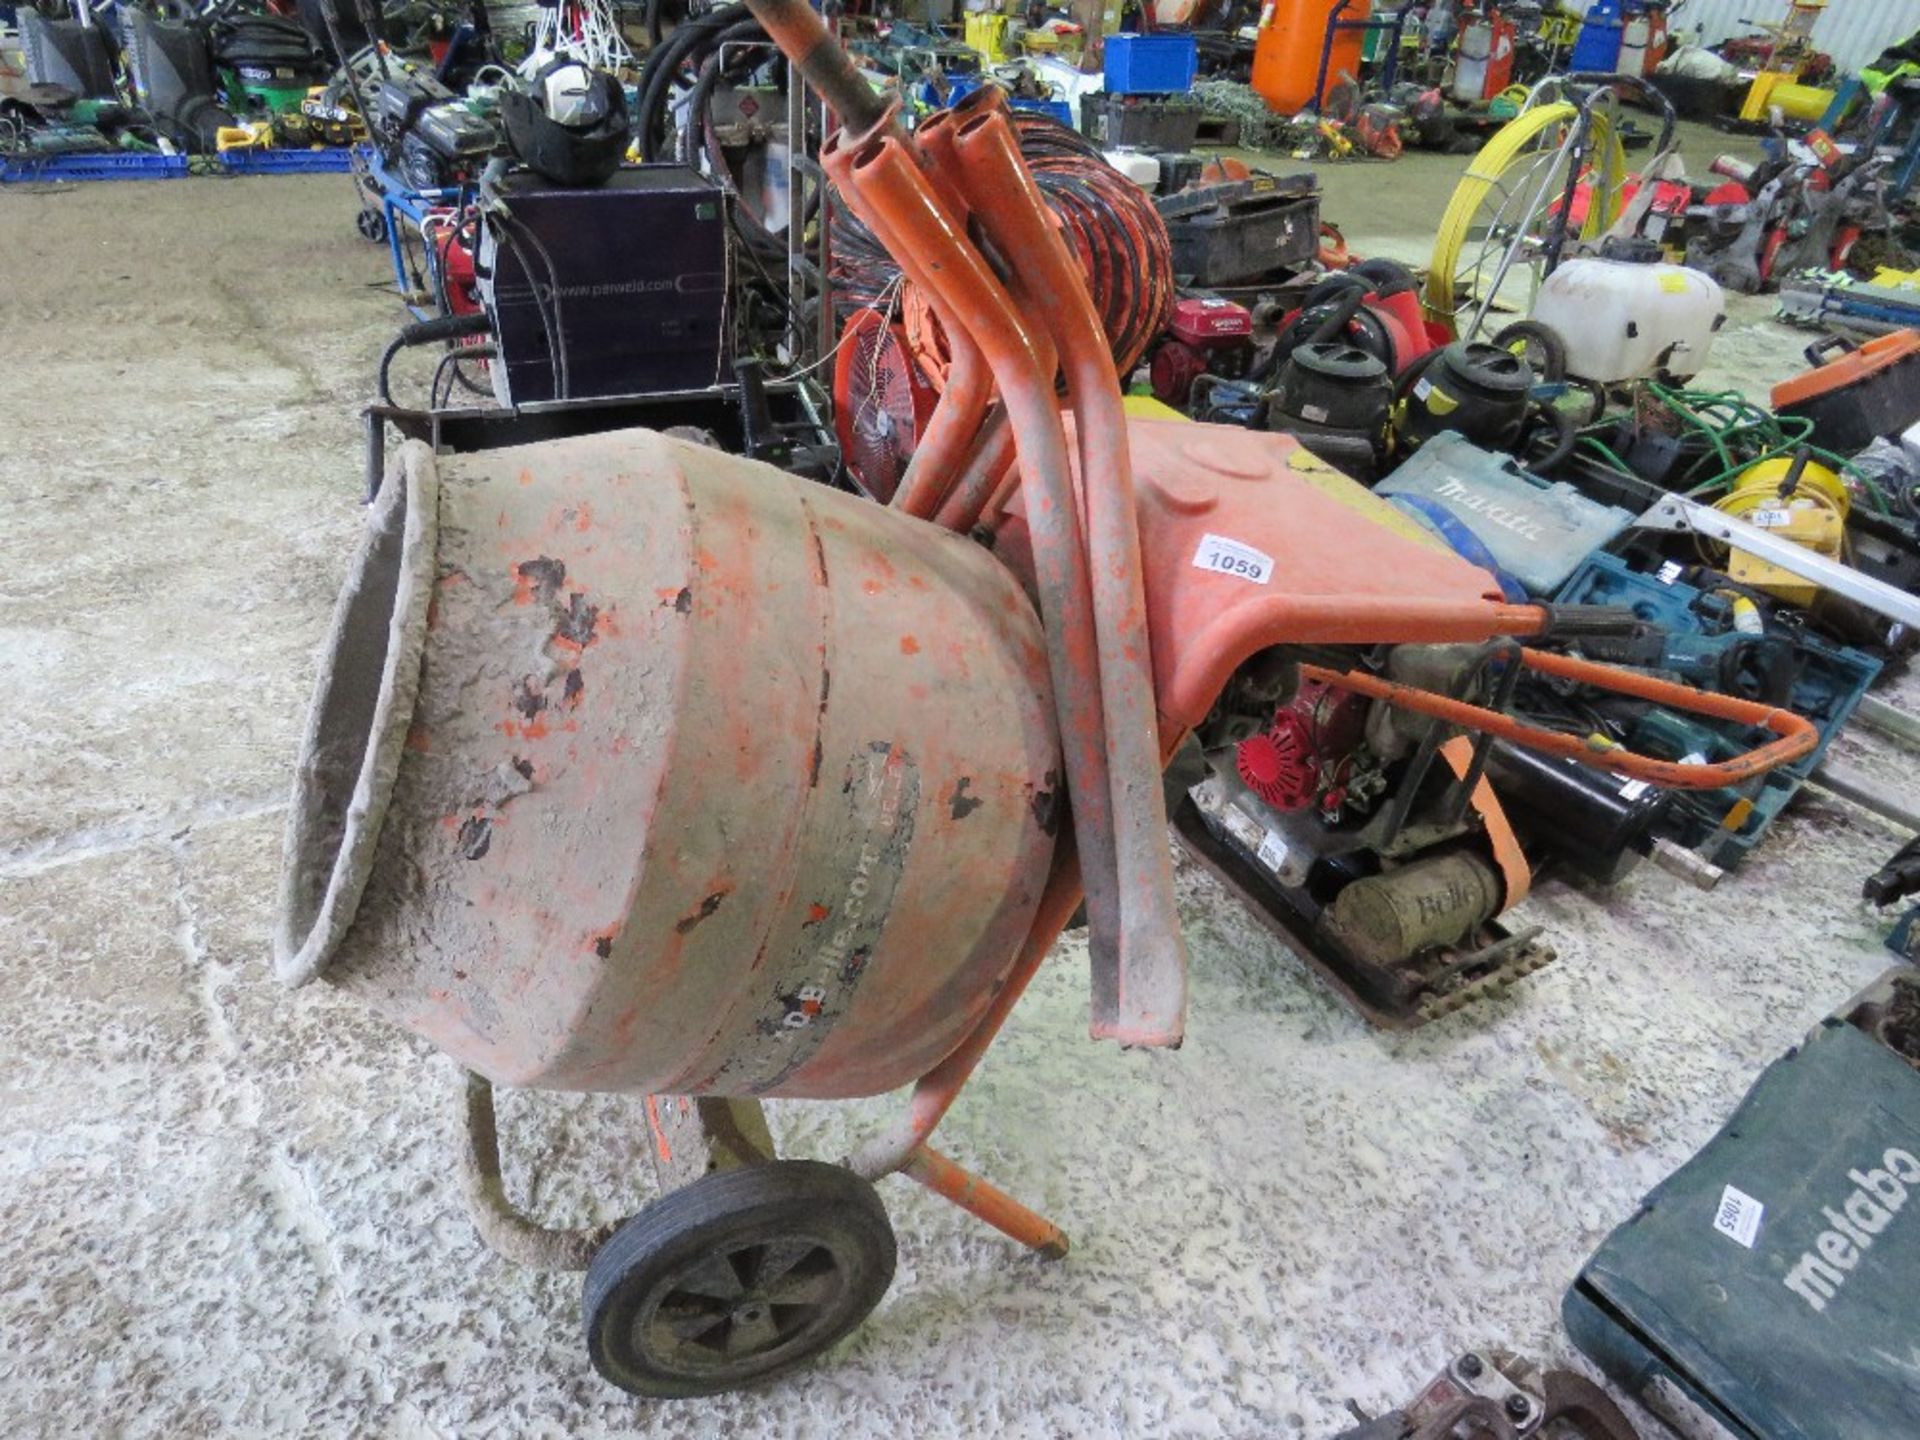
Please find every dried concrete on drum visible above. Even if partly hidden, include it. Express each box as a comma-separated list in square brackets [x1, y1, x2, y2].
[3, 149, 1916, 1439]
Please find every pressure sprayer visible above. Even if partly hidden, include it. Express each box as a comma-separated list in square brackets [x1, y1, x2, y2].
[274, 0, 1819, 1396]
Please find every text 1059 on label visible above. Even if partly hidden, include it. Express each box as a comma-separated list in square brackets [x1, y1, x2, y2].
[1192, 534, 1275, 586]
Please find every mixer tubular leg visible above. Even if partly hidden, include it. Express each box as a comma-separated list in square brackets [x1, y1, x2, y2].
[900, 1144, 1070, 1259]
[457, 1071, 623, 1271]
[850, 843, 1083, 1183]
[643, 1096, 778, 1193]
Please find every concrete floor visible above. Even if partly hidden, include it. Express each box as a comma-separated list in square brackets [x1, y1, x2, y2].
[2, 145, 1916, 1439]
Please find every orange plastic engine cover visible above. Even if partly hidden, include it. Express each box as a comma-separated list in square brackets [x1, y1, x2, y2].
[992, 418, 1544, 738]
[275, 430, 1060, 1099]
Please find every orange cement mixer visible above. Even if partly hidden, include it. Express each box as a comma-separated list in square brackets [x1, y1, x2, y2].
[275, 0, 1818, 1397]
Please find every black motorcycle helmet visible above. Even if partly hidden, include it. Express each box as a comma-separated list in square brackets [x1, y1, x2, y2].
[501, 58, 630, 187]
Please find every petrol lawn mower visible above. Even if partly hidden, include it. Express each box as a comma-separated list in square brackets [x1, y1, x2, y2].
[276, 0, 1821, 1398]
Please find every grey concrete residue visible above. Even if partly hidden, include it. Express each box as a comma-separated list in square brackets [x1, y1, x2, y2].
[1, 165, 1915, 1439]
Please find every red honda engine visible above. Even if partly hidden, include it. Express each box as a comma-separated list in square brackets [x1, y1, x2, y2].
[1150, 296, 1255, 406]
[1234, 677, 1371, 818]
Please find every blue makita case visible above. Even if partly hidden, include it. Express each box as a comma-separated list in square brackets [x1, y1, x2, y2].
[1554, 552, 1881, 868]
[1565, 970, 1920, 1440]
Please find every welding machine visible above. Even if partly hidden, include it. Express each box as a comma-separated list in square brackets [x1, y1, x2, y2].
[476, 165, 729, 408]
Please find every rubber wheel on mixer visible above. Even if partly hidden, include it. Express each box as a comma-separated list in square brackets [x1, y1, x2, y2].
[582, 1159, 897, 1397]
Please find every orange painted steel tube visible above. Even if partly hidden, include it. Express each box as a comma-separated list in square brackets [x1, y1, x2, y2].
[1163, 597, 1554, 730]
[900, 1143, 1070, 1258]
[889, 112, 995, 522]
[950, 97, 1187, 1048]
[977, 446, 1029, 530]
[933, 406, 1017, 533]
[1302, 649, 1820, 789]
[840, 132, 1125, 966]
[894, 338, 991, 521]
[908, 107, 972, 216]
[850, 840, 1083, 1182]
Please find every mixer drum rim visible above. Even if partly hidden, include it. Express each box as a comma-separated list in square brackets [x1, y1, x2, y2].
[274, 446, 438, 988]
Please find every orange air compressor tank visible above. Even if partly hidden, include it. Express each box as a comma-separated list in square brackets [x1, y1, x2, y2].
[1252, 0, 1373, 116]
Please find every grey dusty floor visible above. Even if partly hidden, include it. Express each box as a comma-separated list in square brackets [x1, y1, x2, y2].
[2, 137, 1917, 1440]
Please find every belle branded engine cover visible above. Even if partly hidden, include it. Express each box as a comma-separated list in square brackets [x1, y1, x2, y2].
[477, 166, 728, 407]
[275, 429, 1060, 1101]
[1566, 1003, 1920, 1440]
[1373, 433, 1636, 596]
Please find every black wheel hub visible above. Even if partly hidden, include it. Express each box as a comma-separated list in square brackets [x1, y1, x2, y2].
[642, 1234, 845, 1371]
[583, 1158, 896, 1398]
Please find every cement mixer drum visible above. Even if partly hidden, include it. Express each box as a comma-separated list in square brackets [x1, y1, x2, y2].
[275, 430, 1061, 1100]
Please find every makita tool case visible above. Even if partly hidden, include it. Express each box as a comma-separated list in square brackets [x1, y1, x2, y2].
[1565, 986, 1920, 1440]
[1372, 433, 1636, 595]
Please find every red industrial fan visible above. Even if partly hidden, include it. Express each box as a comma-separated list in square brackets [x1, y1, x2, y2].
[833, 307, 939, 503]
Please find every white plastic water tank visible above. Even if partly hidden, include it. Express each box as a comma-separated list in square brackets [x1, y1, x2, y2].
[1528, 256, 1725, 385]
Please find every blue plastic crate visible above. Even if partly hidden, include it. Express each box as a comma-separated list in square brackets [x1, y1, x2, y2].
[1103, 33, 1197, 94]
[0, 150, 188, 184]
[219, 148, 357, 175]
[1008, 96, 1073, 126]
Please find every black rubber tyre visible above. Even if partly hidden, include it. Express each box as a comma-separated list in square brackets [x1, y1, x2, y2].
[583, 1160, 896, 1398]
[1491, 318, 1568, 384]
[355, 207, 387, 244]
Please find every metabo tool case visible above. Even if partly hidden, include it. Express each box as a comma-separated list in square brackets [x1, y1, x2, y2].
[1565, 978, 1920, 1440]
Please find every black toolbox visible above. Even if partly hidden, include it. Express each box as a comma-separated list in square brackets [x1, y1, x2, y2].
[1078, 92, 1204, 150]
[1155, 174, 1321, 285]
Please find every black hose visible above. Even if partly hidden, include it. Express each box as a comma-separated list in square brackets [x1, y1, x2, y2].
[633, 10, 723, 160]
[1527, 401, 1580, 471]
[677, 20, 770, 165]
[378, 310, 494, 405]
[496, 214, 569, 400]
[431, 343, 497, 409]
[378, 333, 407, 406]
[1307, 285, 1367, 345]
[635, 3, 747, 162]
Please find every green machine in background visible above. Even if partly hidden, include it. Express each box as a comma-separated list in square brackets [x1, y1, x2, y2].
[1566, 970, 1920, 1440]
